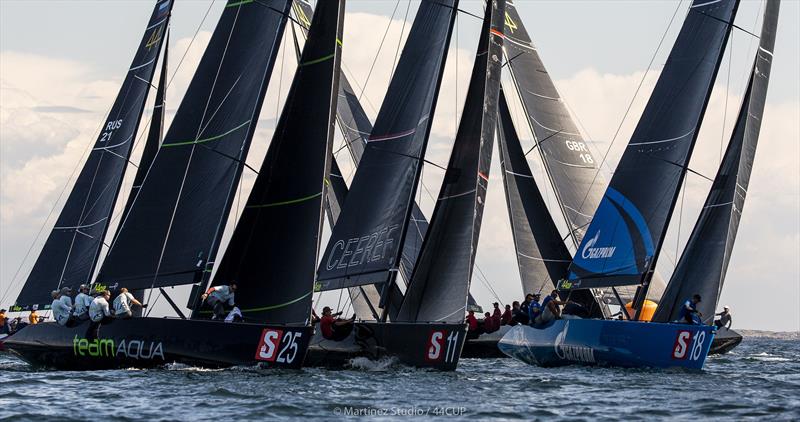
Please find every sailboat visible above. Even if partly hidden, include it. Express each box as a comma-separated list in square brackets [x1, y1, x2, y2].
[652, 0, 780, 355]
[5, 0, 344, 370]
[499, 0, 746, 370]
[308, 0, 506, 370]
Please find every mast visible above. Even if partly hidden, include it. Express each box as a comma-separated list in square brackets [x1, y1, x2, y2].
[565, 0, 740, 309]
[96, 0, 292, 294]
[208, 0, 345, 324]
[396, 0, 505, 323]
[12, 0, 173, 311]
[653, 0, 780, 322]
[315, 0, 459, 295]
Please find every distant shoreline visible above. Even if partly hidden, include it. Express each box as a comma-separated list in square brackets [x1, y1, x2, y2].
[737, 330, 799, 340]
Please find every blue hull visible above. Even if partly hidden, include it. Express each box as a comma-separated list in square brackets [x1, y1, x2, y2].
[498, 319, 715, 370]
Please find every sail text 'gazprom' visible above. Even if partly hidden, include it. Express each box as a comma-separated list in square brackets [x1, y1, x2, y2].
[325, 224, 399, 270]
[73, 335, 165, 360]
[580, 232, 616, 259]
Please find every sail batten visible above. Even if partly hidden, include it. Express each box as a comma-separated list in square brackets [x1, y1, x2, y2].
[653, 0, 780, 322]
[12, 0, 174, 311]
[316, 0, 460, 292]
[210, 0, 345, 324]
[567, 0, 740, 291]
[396, 0, 506, 323]
[96, 0, 292, 291]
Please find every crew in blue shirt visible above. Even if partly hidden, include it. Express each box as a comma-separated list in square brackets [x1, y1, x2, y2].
[679, 294, 702, 324]
[528, 294, 542, 324]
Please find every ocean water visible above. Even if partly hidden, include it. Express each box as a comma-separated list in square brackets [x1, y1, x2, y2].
[1, 335, 797, 421]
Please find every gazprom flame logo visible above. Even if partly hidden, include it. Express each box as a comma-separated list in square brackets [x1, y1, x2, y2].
[581, 231, 616, 260]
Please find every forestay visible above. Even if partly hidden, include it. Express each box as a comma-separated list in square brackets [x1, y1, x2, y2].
[13, 0, 173, 310]
[567, 0, 740, 290]
[96, 0, 292, 290]
[396, 0, 505, 323]
[654, 0, 780, 322]
[316, 0, 459, 291]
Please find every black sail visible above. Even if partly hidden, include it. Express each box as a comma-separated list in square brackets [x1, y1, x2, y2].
[316, 0, 459, 291]
[118, 33, 170, 233]
[397, 0, 505, 323]
[96, 0, 292, 290]
[568, 0, 739, 289]
[292, 0, 430, 319]
[653, 0, 780, 322]
[210, 0, 344, 324]
[12, 0, 173, 310]
[502, 0, 603, 243]
[497, 90, 572, 294]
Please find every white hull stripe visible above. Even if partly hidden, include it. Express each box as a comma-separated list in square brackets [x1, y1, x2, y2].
[759, 46, 773, 57]
[438, 188, 476, 201]
[691, 0, 723, 9]
[94, 134, 134, 151]
[528, 114, 581, 137]
[524, 88, 560, 101]
[503, 36, 536, 51]
[505, 169, 533, 178]
[703, 201, 733, 209]
[129, 57, 156, 72]
[518, 251, 570, 263]
[55, 217, 108, 230]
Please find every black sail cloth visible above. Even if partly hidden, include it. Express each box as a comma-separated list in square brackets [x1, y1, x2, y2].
[653, 0, 780, 322]
[397, 0, 505, 323]
[13, 0, 173, 310]
[316, 0, 459, 292]
[96, 0, 292, 291]
[568, 0, 740, 290]
[209, 0, 345, 324]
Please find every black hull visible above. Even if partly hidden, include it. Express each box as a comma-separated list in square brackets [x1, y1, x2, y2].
[4, 318, 312, 370]
[305, 322, 467, 371]
[461, 325, 512, 359]
[709, 328, 742, 355]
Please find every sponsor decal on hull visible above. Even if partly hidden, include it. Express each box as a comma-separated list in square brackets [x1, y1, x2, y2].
[553, 322, 596, 364]
[72, 335, 165, 360]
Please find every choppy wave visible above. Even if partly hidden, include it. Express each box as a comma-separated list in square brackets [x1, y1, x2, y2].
[0, 337, 798, 420]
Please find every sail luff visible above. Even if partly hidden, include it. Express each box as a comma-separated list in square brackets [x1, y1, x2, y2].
[396, 0, 505, 323]
[315, 0, 460, 292]
[12, 0, 174, 310]
[96, 0, 292, 291]
[567, 0, 740, 290]
[653, 0, 780, 322]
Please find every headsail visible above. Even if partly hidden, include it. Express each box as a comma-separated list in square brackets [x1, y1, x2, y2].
[12, 0, 173, 310]
[567, 0, 740, 291]
[502, 0, 603, 244]
[397, 0, 505, 323]
[96, 0, 292, 290]
[209, 0, 344, 324]
[316, 0, 459, 292]
[653, 0, 780, 322]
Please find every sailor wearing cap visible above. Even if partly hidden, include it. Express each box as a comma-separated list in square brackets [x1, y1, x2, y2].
[74, 284, 93, 321]
[51, 287, 74, 326]
[714, 305, 732, 330]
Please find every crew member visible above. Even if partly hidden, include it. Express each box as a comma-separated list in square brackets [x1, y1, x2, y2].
[509, 301, 521, 326]
[466, 310, 479, 339]
[714, 305, 732, 329]
[538, 290, 568, 324]
[483, 312, 498, 334]
[113, 287, 143, 319]
[0, 309, 6, 322]
[500, 304, 513, 326]
[89, 290, 113, 323]
[492, 303, 502, 320]
[679, 294, 702, 324]
[517, 294, 533, 325]
[28, 305, 40, 325]
[51, 289, 73, 326]
[528, 294, 542, 325]
[0, 316, 9, 336]
[73, 285, 93, 321]
[201, 283, 237, 320]
[319, 306, 355, 341]
[59, 287, 74, 309]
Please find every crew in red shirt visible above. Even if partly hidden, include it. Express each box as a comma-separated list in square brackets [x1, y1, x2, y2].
[500, 304, 513, 326]
[319, 306, 355, 341]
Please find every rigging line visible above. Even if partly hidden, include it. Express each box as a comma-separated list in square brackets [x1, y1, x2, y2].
[675, 177, 687, 268]
[691, 9, 760, 39]
[147, 3, 244, 296]
[502, 51, 525, 69]
[721, 30, 733, 163]
[523, 129, 563, 157]
[276, 26, 287, 131]
[357, 0, 400, 103]
[390, 0, 412, 80]
[644, 153, 714, 182]
[575, 0, 684, 219]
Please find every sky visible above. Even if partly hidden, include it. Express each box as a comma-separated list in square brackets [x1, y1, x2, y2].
[0, 0, 798, 331]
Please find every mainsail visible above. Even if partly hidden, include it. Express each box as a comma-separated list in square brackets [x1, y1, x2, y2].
[396, 0, 505, 323]
[96, 0, 292, 290]
[12, 0, 173, 310]
[316, 0, 459, 292]
[653, 0, 780, 322]
[502, 0, 603, 244]
[568, 0, 740, 291]
[209, 0, 344, 324]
